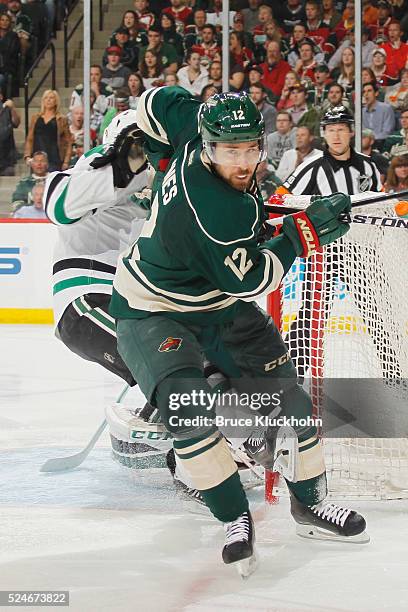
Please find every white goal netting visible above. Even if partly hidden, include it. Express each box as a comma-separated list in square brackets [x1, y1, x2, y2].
[268, 202, 408, 500]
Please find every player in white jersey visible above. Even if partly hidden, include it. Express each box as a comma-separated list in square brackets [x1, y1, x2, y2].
[44, 110, 148, 384]
[42, 110, 174, 466]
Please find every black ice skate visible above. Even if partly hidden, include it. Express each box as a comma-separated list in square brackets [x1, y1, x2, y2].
[166, 449, 206, 507]
[290, 494, 369, 543]
[222, 511, 258, 578]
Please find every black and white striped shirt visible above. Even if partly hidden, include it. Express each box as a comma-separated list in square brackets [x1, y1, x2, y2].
[283, 148, 382, 195]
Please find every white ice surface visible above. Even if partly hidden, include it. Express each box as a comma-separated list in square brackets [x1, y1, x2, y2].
[1, 325, 408, 612]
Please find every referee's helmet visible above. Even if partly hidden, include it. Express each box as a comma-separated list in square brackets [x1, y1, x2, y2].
[321, 106, 354, 130]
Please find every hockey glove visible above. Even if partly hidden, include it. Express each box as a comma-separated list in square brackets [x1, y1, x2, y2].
[281, 192, 351, 258]
[90, 125, 147, 188]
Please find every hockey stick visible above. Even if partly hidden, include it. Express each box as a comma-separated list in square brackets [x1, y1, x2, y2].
[39, 384, 130, 473]
[264, 189, 408, 216]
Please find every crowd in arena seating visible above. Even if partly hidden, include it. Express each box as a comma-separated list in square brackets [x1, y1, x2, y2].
[8, 0, 408, 217]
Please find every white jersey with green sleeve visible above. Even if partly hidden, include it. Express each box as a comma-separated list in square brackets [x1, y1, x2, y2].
[44, 145, 148, 325]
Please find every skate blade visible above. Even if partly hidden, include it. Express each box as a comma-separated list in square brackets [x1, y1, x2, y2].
[235, 550, 258, 579]
[296, 524, 370, 544]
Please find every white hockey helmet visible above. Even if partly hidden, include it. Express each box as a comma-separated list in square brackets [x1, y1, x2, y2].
[102, 109, 140, 145]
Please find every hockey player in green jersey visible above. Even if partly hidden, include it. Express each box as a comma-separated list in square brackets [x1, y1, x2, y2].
[109, 87, 368, 577]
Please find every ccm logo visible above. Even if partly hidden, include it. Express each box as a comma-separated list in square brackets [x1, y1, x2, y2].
[297, 218, 317, 256]
[0, 248, 21, 275]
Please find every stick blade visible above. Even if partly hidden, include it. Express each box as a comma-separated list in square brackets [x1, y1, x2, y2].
[40, 452, 87, 473]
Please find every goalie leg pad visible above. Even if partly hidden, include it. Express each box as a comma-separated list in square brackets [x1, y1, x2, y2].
[106, 402, 172, 469]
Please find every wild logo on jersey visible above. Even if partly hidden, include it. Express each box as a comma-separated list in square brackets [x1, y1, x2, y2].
[158, 337, 183, 352]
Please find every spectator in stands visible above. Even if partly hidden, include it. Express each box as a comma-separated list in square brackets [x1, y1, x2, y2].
[164, 72, 179, 86]
[275, 125, 318, 181]
[384, 152, 408, 192]
[139, 24, 178, 73]
[0, 13, 20, 96]
[362, 81, 396, 148]
[383, 106, 408, 153]
[241, 0, 260, 34]
[385, 69, 408, 111]
[336, 46, 355, 94]
[160, 12, 184, 64]
[89, 64, 113, 100]
[369, 0, 393, 42]
[184, 8, 207, 50]
[206, 0, 236, 29]
[362, 0, 378, 27]
[287, 25, 324, 69]
[6, 0, 32, 63]
[134, 0, 156, 30]
[139, 49, 165, 89]
[276, 69, 300, 110]
[252, 4, 274, 41]
[177, 50, 209, 97]
[104, 26, 139, 71]
[230, 30, 253, 69]
[11, 150, 48, 211]
[249, 82, 276, 135]
[390, 0, 408, 33]
[70, 65, 114, 122]
[69, 105, 84, 143]
[380, 22, 408, 75]
[200, 83, 218, 102]
[275, 0, 306, 34]
[69, 135, 84, 168]
[322, 0, 342, 29]
[231, 12, 254, 53]
[361, 128, 389, 180]
[24, 89, 72, 172]
[162, 0, 192, 32]
[243, 61, 274, 100]
[13, 182, 46, 219]
[102, 46, 131, 90]
[120, 10, 146, 45]
[23, 0, 49, 52]
[370, 47, 398, 87]
[263, 20, 289, 61]
[191, 23, 220, 64]
[342, 0, 355, 34]
[225, 51, 245, 92]
[287, 83, 320, 135]
[127, 72, 145, 108]
[328, 26, 376, 72]
[259, 40, 290, 99]
[304, 64, 333, 109]
[0, 90, 18, 175]
[207, 59, 222, 91]
[294, 40, 319, 83]
[362, 67, 377, 85]
[148, 0, 171, 17]
[267, 110, 296, 169]
[321, 82, 353, 113]
[305, 0, 335, 56]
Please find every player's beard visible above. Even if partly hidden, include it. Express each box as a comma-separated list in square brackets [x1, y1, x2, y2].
[213, 164, 256, 192]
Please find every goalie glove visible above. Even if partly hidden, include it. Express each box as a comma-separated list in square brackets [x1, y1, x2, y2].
[90, 124, 147, 188]
[281, 192, 351, 258]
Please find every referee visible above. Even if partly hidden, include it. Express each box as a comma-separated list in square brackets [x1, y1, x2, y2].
[276, 106, 397, 379]
[282, 106, 381, 196]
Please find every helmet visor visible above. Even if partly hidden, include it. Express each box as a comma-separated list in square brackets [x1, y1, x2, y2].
[203, 137, 267, 167]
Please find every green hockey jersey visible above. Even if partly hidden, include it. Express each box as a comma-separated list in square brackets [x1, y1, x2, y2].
[110, 87, 297, 325]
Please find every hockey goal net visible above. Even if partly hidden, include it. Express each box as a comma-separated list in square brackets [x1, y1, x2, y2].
[266, 201, 408, 501]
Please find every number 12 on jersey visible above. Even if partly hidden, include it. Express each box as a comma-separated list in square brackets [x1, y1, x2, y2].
[224, 248, 253, 281]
